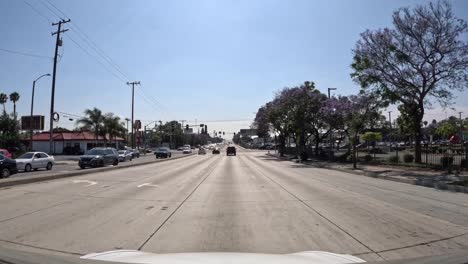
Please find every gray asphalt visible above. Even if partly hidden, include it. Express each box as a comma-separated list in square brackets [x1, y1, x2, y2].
[0, 148, 467, 262]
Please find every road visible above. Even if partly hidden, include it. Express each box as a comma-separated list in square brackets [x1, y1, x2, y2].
[10, 151, 187, 178]
[0, 148, 467, 262]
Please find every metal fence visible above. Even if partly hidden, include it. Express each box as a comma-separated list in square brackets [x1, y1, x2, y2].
[276, 143, 468, 171]
[355, 143, 468, 170]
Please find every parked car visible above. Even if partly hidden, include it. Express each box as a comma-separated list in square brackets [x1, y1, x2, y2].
[212, 148, 220, 154]
[182, 147, 192, 154]
[79, 148, 119, 169]
[177, 147, 185, 151]
[0, 149, 12, 159]
[129, 149, 140, 158]
[0, 154, 17, 178]
[118, 150, 133, 162]
[198, 148, 206, 155]
[15, 152, 55, 172]
[155, 147, 172, 158]
[226, 146, 236, 156]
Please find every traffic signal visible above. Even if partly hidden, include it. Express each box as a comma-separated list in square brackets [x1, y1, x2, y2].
[186, 124, 189, 130]
[223, 132, 225, 135]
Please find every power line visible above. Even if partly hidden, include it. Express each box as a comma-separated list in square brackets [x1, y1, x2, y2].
[138, 84, 167, 111]
[65, 35, 127, 83]
[23, 0, 52, 23]
[40, 0, 131, 81]
[0, 47, 52, 60]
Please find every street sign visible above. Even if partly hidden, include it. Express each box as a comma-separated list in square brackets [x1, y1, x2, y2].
[21, 115, 45, 130]
[135, 120, 141, 130]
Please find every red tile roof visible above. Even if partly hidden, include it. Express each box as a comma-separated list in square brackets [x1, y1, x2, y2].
[32, 132, 124, 141]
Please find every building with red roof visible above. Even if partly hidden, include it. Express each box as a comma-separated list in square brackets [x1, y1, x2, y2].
[31, 131, 124, 154]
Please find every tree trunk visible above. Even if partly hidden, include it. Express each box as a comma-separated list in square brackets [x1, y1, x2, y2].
[353, 134, 358, 169]
[414, 106, 424, 163]
[414, 130, 423, 163]
[13, 103, 16, 119]
[278, 134, 286, 157]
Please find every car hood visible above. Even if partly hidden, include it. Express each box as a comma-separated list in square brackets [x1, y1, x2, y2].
[80, 155, 102, 159]
[82, 250, 365, 264]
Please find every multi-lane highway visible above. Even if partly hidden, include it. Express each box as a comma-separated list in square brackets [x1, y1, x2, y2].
[0, 147, 467, 262]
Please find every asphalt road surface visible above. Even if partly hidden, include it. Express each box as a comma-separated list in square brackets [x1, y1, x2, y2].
[10, 151, 187, 178]
[0, 148, 467, 262]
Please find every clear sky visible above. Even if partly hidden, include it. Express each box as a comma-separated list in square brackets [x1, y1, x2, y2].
[1, 0, 467, 138]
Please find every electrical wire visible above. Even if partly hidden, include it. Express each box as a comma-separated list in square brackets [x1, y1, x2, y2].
[25, 0, 172, 118]
[0, 47, 52, 60]
[23, 0, 52, 23]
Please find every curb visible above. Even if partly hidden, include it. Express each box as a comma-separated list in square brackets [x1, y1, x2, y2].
[266, 153, 418, 185]
[0, 153, 196, 188]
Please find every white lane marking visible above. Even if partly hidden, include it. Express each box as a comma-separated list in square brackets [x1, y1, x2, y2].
[72, 180, 98, 187]
[137, 183, 159, 188]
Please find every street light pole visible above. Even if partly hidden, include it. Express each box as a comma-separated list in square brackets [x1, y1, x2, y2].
[30, 74, 50, 151]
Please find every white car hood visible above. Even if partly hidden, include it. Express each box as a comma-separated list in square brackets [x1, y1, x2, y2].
[81, 250, 365, 264]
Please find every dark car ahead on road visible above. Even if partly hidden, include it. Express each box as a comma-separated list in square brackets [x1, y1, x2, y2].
[226, 146, 236, 156]
[155, 147, 172, 159]
[0, 154, 17, 178]
[78, 148, 119, 169]
[212, 148, 220, 154]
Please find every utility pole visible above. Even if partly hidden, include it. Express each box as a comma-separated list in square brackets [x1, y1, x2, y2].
[126, 81, 140, 149]
[49, 19, 70, 154]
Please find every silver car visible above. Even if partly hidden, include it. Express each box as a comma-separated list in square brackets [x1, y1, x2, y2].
[118, 150, 133, 162]
[15, 152, 55, 172]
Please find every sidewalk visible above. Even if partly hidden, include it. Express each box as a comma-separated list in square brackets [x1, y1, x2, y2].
[266, 152, 468, 193]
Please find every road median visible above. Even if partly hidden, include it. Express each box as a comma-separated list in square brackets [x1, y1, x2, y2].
[0, 153, 196, 188]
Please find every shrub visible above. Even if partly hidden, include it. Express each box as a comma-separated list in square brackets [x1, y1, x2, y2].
[363, 154, 373, 162]
[369, 148, 384, 154]
[461, 159, 467, 170]
[337, 152, 351, 162]
[440, 156, 454, 169]
[403, 154, 414, 163]
[388, 156, 399, 163]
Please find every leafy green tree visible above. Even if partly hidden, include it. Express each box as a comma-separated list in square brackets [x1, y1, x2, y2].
[0, 93, 8, 112]
[362, 132, 383, 156]
[9, 92, 20, 119]
[344, 93, 384, 169]
[0, 111, 19, 149]
[351, 1, 468, 163]
[102, 113, 125, 146]
[76, 108, 103, 144]
[435, 116, 459, 139]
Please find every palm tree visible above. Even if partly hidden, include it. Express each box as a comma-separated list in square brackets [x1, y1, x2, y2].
[76, 108, 103, 145]
[9, 92, 20, 118]
[102, 113, 124, 147]
[0, 93, 8, 113]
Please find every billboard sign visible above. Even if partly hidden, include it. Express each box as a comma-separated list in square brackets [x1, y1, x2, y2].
[21, 115, 45, 130]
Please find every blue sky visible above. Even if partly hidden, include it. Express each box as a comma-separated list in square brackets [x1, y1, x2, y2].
[1, 0, 467, 136]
